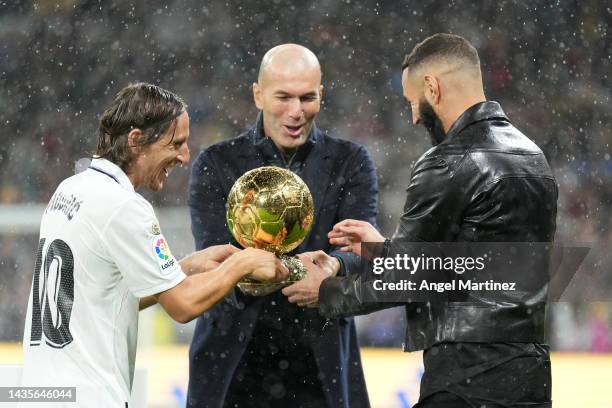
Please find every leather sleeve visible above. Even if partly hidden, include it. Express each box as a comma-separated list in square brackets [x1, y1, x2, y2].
[319, 155, 470, 318]
[319, 275, 402, 319]
[319, 153, 461, 319]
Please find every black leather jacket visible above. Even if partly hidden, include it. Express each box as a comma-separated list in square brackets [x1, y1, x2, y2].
[319, 101, 558, 351]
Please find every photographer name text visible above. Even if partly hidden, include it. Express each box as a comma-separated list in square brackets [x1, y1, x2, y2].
[371, 279, 516, 292]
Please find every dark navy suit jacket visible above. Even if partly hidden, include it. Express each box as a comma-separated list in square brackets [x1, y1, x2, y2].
[187, 117, 378, 408]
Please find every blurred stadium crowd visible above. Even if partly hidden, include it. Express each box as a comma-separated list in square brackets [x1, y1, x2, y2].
[1, 1, 611, 351]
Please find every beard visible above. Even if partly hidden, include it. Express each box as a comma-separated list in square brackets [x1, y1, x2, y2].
[419, 98, 446, 146]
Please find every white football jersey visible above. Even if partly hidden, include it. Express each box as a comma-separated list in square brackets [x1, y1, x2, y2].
[21, 158, 186, 407]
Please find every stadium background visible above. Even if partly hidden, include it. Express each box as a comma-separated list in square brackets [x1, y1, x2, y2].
[0, 1, 611, 406]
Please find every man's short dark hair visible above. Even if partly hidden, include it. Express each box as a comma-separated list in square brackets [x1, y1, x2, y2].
[95, 82, 187, 171]
[402, 33, 480, 73]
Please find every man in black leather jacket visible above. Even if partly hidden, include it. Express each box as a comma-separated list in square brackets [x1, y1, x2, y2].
[283, 34, 558, 407]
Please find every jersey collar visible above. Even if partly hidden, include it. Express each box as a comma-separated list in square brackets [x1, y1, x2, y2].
[89, 157, 135, 192]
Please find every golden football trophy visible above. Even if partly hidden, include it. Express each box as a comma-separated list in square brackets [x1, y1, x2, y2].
[226, 166, 315, 296]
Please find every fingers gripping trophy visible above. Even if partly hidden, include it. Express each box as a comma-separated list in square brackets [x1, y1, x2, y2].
[226, 166, 315, 296]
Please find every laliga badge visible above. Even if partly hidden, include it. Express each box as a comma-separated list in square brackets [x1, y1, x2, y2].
[153, 235, 177, 274]
[151, 222, 161, 235]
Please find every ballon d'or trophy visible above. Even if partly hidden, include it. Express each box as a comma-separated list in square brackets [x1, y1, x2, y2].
[226, 166, 315, 296]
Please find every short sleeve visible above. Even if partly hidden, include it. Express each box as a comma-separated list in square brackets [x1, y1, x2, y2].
[103, 197, 186, 297]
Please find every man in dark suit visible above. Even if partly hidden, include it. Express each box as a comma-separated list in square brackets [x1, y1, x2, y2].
[187, 44, 377, 408]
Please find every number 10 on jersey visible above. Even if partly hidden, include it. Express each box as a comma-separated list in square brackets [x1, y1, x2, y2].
[29, 238, 75, 349]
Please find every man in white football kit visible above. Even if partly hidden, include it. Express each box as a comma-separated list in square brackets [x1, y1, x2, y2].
[21, 83, 287, 407]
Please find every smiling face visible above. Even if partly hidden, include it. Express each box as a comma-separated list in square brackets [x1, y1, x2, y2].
[254, 69, 322, 154]
[253, 45, 323, 155]
[129, 111, 190, 191]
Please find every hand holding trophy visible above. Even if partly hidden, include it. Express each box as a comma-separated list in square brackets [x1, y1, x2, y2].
[226, 166, 315, 296]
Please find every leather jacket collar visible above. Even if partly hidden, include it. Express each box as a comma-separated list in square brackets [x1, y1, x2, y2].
[446, 101, 509, 141]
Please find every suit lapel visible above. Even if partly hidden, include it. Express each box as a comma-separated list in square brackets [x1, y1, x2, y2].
[224, 133, 266, 194]
[298, 132, 333, 252]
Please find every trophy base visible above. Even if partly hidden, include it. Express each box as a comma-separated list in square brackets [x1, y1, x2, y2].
[237, 255, 308, 296]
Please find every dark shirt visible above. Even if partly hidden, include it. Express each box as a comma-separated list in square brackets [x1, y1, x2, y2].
[255, 127, 315, 174]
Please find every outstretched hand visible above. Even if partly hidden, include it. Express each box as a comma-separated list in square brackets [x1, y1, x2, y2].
[282, 252, 336, 308]
[201, 244, 241, 271]
[328, 219, 385, 257]
[241, 248, 289, 282]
